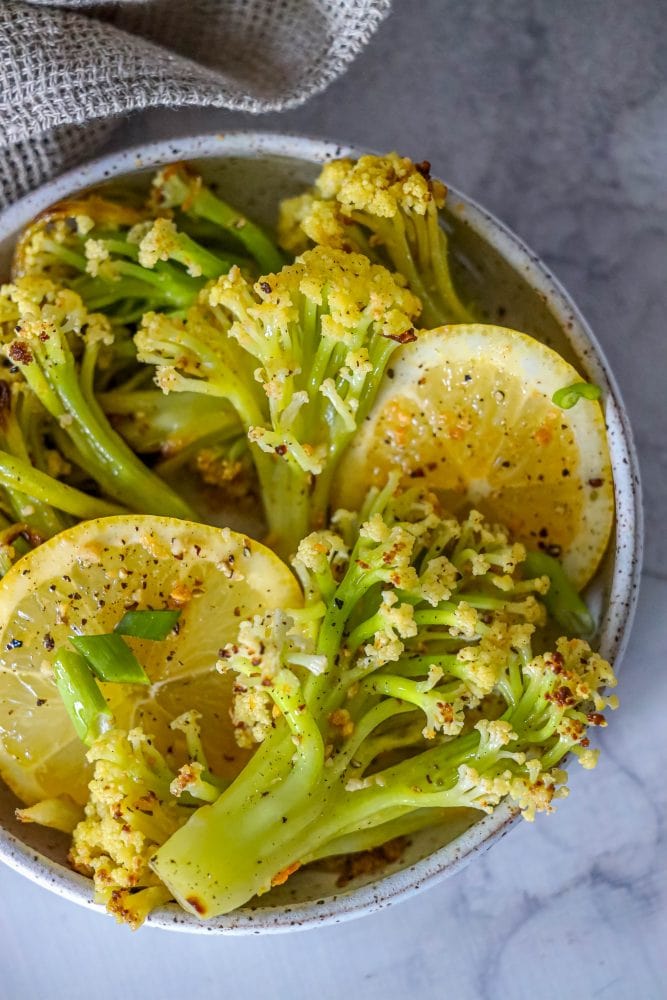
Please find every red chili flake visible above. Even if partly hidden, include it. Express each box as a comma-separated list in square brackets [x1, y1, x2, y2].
[275, 444, 288, 456]
[385, 328, 417, 344]
[588, 477, 604, 488]
[8, 341, 32, 365]
[547, 685, 574, 706]
[545, 650, 565, 673]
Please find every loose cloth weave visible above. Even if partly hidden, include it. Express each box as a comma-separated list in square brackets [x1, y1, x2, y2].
[0, 0, 391, 207]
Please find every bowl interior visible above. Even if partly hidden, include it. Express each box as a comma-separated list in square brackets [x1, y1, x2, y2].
[0, 136, 642, 932]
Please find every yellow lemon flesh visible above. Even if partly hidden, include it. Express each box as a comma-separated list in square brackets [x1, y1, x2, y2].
[0, 516, 301, 806]
[334, 325, 613, 590]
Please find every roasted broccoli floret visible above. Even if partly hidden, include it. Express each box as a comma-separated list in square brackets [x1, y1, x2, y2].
[12, 185, 267, 323]
[69, 716, 220, 930]
[150, 163, 285, 275]
[151, 486, 616, 918]
[279, 153, 473, 327]
[0, 277, 194, 519]
[12, 196, 148, 284]
[135, 245, 421, 556]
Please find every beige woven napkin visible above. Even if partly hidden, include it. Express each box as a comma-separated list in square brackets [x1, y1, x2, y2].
[0, 0, 390, 207]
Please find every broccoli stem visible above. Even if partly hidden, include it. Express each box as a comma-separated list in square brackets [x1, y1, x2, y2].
[40, 233, 206, 314]
[110, 260, 202, 310]
[254, 453, 311, 560]
[364, 212, 442, 326]
[100, 388, 241, 457]
[0, 452, 128, 519]
[304, 807, 453, 862]
[0, 381, 73, 538]
[151, 717, 489, 917]
[1, 480, 68, 541]
[425, 210, 471, 323]
[0, 517, 30, 576]
[152, 229, 240, 280]
[11, 332, 195, 519]
[159, 170, 285, 274]
[347, 207, 473, 328]
[0, 402, 69, 540]
[523, 550, 594, 637]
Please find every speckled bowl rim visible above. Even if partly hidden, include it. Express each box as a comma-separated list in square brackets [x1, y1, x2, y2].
[0, 131, 643, 934]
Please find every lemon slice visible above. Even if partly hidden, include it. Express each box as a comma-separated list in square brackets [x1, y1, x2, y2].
[0, 517, 301, 806]
[334, 325, 613, 589]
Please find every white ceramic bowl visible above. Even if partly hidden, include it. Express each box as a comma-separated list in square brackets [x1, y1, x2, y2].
[0, 133, 642, 933]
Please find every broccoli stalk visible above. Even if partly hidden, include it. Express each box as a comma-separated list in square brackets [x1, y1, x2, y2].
[13, 195, 246, 321]
[278, 153, 474, 327]
[98, 386, 240, 457]
[0, 379, 70, 540]
[0, 451, 126, 521]
[151, 163, 285, 275]
[523, 550, 595, 637]
[0, 278, 195, 519]
[12, 195, 148, 281]
[135, 246, 422, 556]
[151, 487, 616, 918]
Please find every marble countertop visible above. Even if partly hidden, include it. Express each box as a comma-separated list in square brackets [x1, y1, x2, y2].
[1, 2, 665, 997]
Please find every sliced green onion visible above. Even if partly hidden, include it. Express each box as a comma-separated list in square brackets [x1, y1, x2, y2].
[552, 382, 602, 409]
[523, 550, 594, 637]
[114, 608, 181, 641]
[69, 633, 150, 685]
[53, 648, 113, 745]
